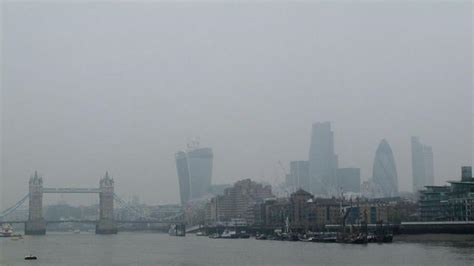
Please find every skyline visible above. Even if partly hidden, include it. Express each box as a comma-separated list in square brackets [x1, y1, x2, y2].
[2, 123, 470, 206]
[1, 2, 472, 207]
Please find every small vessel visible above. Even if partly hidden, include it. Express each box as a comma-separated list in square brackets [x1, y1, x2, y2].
[208, 233, 221, 239]
[221, 229, 237, 239]
[11, 235, 23, 241]
[382, 234, 393, 243]
[73, 229, 81, 234]
[238, 231, 250, 239]
[255, 234, 267, 240]
[348, 233, 368, 244]
[196, 231, 205, 236]
[282, 232, 299, 241]
[168, 224, 186, 237]
[299, 236, 314, 242]
[24, 255, 37, 260]
[0, 224, 13, 237]
[267, 235, 277, 240]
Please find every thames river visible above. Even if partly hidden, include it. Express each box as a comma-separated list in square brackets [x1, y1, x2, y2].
[1, 233, 474, 265]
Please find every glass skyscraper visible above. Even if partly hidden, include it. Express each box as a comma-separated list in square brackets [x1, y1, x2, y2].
[175, 147, 213, 205]
[372, 139, 399, 197]
[411, 136, 434, 192]
[187, 148, 213, 199]
[175, 151, 191, 205]
[308, 122, 338, 195]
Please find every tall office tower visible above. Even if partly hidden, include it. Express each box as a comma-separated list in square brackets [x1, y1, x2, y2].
[372, 139, 399, 197]
[308, 122, 338, 195]
[411, 137, 435, 192]
[287, 161, 310, 192]
[175, 151, 191, 205]
[187, 147, 214, 199]
[175, 147, 214, 205]
[336, 168, 361, 193]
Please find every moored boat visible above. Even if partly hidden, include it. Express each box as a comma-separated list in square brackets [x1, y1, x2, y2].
[0, 224, 13, 237]
[221, 229, 238, 239]
[238, 230, 250, 239]
[209, 233, 221, 239]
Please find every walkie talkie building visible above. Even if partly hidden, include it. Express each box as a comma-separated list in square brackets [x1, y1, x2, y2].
[175, 147, 213, 205]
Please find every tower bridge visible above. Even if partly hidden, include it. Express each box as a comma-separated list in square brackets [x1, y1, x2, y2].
[0, 171, 184, 235]
[25, 171, 116, 235]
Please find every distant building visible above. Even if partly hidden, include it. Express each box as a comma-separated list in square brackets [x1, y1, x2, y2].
[308, 122, 338, 196]
[175, 151, 191, 205]
[289, 189, 314, 229]
[205, 179, 273, 224]
[208, 184, 232, 196]
[256, 189, 392, 231]
[175, 147, 214, 205]
[187, 148, 213, 199]
[256, 198, 290, 228]
[372, 139, 399, 197]
[361, 180, 374, 198]
[411, 137, 434, 192]
[336, 168, 361, 193]
[419, 186, 450, 221]
[285, 161, 310, 192]
[419, 166, 474, 221]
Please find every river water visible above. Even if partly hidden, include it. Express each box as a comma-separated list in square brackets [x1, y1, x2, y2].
[1, 232, 474, 265]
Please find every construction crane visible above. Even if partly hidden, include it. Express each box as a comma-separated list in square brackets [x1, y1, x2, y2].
[278, 160, 288, 178]
[276, 160, 292, 196]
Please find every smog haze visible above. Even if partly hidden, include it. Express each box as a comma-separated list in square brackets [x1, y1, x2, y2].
[1, 1, 472, 207]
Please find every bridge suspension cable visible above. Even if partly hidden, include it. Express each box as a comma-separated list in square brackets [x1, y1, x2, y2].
[113, 193, 160, 222]
[1, 193, 184, 223]
[0, 194, 29, 220]
[113, 194, 183, 223]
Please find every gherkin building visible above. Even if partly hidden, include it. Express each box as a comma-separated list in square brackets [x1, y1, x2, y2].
[372, 139, 399, 197]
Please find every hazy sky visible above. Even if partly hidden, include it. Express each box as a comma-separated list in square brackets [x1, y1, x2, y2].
[1, 1, 472, 207]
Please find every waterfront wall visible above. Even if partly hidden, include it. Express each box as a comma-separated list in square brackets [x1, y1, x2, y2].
[399, 222, 474, 234]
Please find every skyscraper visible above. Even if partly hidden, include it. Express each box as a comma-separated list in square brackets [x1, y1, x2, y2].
[336, 168, 361, 193]
[372, 139, 399, 197]
[175, 151, 191, 205]
[187, 147, 213, 199]
[411, 137, 434, 192]
[308, 122, 338, 195]
[286, 161, 310, 192]
[175, 147, 214, 205]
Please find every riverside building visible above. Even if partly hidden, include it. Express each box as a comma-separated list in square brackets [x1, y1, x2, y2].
[205, 179, 273, 225]
[419, 166, 474, 221]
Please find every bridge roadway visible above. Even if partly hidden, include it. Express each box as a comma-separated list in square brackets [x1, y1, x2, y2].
[42, 188, 102, 193]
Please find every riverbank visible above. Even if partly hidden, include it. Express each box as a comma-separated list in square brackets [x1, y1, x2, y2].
[395, 234, 474, 242]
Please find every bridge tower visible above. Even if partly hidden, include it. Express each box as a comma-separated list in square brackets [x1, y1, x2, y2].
[96, 171, 117, 234]
[25, 171, 46, 235]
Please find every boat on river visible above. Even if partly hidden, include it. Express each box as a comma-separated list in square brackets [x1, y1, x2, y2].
[0, 224, 13, 237]
[221, 229, 238, 239]
[24, 255, 37, 260]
